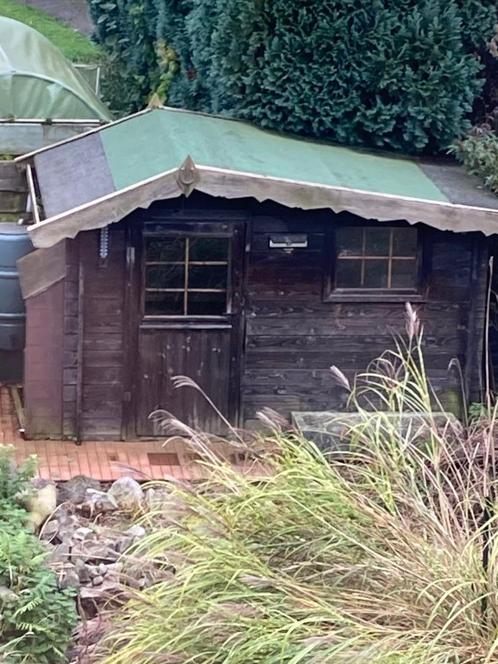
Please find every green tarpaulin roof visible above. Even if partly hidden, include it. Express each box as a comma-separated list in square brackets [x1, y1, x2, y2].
[0, 17, 111, 121]
[18, 107, 498, 248]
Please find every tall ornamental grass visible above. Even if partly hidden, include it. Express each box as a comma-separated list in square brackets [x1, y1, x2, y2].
[101, 305, 498, 663]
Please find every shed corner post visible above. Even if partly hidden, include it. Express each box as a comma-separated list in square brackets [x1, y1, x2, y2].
[464, 234, 490, 407]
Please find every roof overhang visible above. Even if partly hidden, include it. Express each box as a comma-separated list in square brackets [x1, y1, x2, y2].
[24, 161, 498, 249]
[16, 107, 498, 248]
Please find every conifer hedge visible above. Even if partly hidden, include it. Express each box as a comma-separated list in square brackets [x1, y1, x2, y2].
[90, 0, 498, 153]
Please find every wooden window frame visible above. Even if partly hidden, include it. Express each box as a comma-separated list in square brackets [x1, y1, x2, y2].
[323, 222, 427, 303]
[141, 227, 235, 321]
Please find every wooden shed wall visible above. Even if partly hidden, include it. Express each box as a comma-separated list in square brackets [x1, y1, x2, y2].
[243, 210, 487, 424]
[63, 228, 127, 441]
[24, 275, 64, 438]
[23, 195, 489, 439]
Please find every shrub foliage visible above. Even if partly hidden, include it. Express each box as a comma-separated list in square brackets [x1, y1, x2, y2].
[90, 0, 498, 152]
[89, 0, 177, 114]
[0, 446, 77, 664]
[100, 310, 498, 662]
[453, 107, 498, 194]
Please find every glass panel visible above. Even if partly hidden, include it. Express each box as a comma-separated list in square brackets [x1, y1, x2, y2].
[364, 259, 388, 288]
[145, 291, 184, 316]
[189, 237, 229, 261]
[336, 259, 362, 288]
[188, 291, 226, 316]
[364, 228, 390, 256]
[146, 264, 184, 289]
[391, 259, 418, 289]
[393, 228, 417, 257]
[189, 265, 227, 289]
[336, 227, 362, 257]
[145, 237, 185, 262]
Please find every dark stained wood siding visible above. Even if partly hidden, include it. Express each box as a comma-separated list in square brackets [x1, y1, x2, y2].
[136, 327, 234, 435]
[242, 209, 487, 424]
[23, 193, 490, 439]
[62, 239, 79, 439]
[77, 226, 126, 440]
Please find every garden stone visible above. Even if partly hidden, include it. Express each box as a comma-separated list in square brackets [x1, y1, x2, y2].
[70, 539, 117, 565]
[59, 565, 80, 590]
[25, 480, 56, 529]
[82, 489, 118, 514]
[82, 541, 119, 564]
[86, 564, 100, 579]
[80, 580, 122, 601]
[73, 526, 94, 541]
[92, 575, 104, 587]
[75, 559, 91, 584]
[125, 524, 146, 539]
[0, 586, 17, 602]
[49, 542, 70, 565]
[56, 511, 80, 543]
[108, 477, 144, 511]
[40, 518, 59, 541]
[114, 535, 134, 554]
[291, 411, 462, 455]
[105, 562, 123, 575]
[58, 475, 101, 505]
[145, 486, 172, 509]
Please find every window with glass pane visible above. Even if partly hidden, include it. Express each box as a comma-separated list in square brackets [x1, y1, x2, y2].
[335, 227, 418, 290]
[144, 236, 229, 316]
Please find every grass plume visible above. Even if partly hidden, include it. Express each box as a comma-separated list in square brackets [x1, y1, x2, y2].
[99, 307, 498, 663]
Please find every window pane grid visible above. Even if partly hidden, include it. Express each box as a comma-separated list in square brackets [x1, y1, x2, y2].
[336, 227, 418, 291]
[144, 236, 229, 316]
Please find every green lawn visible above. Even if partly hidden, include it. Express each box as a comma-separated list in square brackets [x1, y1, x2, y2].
[0, 0, 100, 62]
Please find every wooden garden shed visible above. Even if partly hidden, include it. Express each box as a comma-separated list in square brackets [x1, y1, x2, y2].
[14, 107, 498, 441]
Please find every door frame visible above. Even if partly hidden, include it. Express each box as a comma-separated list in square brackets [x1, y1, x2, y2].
[121, 212, 247, 439]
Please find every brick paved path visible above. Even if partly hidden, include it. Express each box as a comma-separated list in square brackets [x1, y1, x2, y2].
[0, 386, 265, 481]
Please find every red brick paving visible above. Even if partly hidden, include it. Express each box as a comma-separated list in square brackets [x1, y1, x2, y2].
[0, 386, 265, 482]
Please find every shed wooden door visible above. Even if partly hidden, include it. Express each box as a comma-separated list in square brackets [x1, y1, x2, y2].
[131, 221, 245, 436]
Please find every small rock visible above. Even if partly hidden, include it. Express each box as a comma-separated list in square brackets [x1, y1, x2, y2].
[58, 476, 101, 505]
[0, 586, 17, 602]
[80, 580, 122, 601]
[72, 526, 94, 541]
[108, 477, 144, 511]
[24, 481, 57, 530]
[105, 562, 123, 575]
[125, 525, 146, 539]
[82, 489, 118, 514]
[98, 563, 108, 577]
[71, 541, 119, 565]
[40, 519, 59, 541]
[49, 542, 70, 565]
[55, 507, 80, 542]
[92, 575, 104, 587]
[144, 487, 172, 509]
[115, 536, 134, 554]
[75, 559, 91, 584]
[59, 566, 80, 590]
[86, 564, 100, 579]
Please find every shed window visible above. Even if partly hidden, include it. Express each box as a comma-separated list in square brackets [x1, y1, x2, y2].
[334, 226, 419, 291]
[144, 236, 229, 316]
